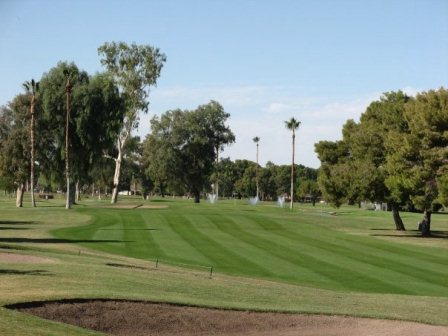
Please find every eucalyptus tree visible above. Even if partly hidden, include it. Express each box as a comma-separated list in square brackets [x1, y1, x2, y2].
[144, 101, 234, 203]
[0, 96, 32, 207]
[22, 79, 39, 207]
[39, 62, 124, 205]
[98, 41, 166, 204]
[252, 136, 260, 199]
[200, 100, 235, 198]
[63, 69, 74, 209]
[285, 118, 301, 209]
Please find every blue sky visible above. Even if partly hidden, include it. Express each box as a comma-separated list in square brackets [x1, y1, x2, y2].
[1, 0, 447, 167]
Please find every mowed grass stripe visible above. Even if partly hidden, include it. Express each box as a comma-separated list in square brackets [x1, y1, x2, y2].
[147, 211, 212, 265]
[167, 213, 274, 276]
[249, 215, 448, 293]
[203, 214, 315, 281]
[252, 212, 448, 278]
[296, 211, 448, 266]
[223, 214, 411, 294]
[52, 202, 448, 297]
[205, 213, 331, 284]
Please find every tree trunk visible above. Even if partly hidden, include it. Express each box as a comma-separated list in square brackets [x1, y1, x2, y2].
[215, 147, 219, 199]
[256, 143, 259, 199]
[65, 77, 72, 210]
[16, 183, 24, 207]
[193, 189, 200, 203]
[75, 180, 80, 203]
[30, 95, 36, 207]
[391, 202, 406, 231]
[421, 209, 431, 237]
[111, 137, 124, 204]
[290, 132, 295, 210]
[92, 183, 95, 198]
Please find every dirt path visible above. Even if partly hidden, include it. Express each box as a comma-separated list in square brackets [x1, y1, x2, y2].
[13, 300, 448, 336]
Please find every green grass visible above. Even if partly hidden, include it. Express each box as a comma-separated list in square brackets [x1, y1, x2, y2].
[54, 199, 448, 297]
[0, 194, 447, 335]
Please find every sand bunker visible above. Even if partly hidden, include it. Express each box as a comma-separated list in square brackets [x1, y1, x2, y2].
[10, 300, 448, 336]
[137, 205, 168, 209]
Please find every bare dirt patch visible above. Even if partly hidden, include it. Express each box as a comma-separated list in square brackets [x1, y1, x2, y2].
[10, 299, 448, 336]
[0, 252, 53, 264]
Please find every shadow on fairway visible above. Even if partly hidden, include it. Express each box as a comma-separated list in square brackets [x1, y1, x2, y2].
[0, 221, 36, 225]
[0, 238, 134, 244]
[0, 227, 30, 230]
[98, 228, 159, 231]
[0, 269, 53, 276]
[371, 230, 448, 239]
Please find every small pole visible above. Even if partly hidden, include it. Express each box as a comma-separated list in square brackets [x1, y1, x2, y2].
[209, 266, 213, 279]
[78, 250, 80, 256]
[155, 258, 159, 268]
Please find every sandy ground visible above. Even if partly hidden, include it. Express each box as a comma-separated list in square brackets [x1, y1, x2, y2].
[12, 300, 448, 336]
[0, 252, 53, 264]
[137, 205, 169, 209]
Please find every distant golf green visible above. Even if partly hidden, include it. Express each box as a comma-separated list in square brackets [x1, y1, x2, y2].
[53, 199, 448, 297]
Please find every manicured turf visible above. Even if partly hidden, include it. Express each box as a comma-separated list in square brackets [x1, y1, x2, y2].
[1, 195, 448, 335]
[53, 199, 448, 297]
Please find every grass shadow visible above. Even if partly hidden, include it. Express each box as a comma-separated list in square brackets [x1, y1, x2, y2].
[371, 230, 448, 239]
[369, 228, 397, 231]
[0, 227, 30, 230]
[0, 221, 36, 225]
[0, 269, 53, 276]
[98, 228, 159, 231]
[0, 238, 134, 244]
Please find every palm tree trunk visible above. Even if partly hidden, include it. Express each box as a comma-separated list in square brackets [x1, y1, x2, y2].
[30, 95, 36, 207]
[256, 143, 259, 199]
[215, 147, 219, 198]
[290, 132, 295, 209]
[65, 79, 71, 210]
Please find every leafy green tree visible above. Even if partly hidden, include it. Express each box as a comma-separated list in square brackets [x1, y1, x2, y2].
[234, 162, 257, 198]
[198, 100, 235, 198]
[316, 92, 410, 230]
[285, 117, 301, 209]
[39, 62, 125, 204]
[210, 157, 238, 198]
[98, 41, 166, 204]
[0, 96, 33, 207]
[144, 101, 233, 203]
[387, 88, 448, 235]
[22, 79, 39, 207]
[297, 179, 321, 206]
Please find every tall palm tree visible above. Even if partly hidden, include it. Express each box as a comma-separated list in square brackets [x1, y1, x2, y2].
[253, 136, 260, 199]
[23, 79, 39, 208]
[63, 70, 73, 210]
[285, 118, 301, 209]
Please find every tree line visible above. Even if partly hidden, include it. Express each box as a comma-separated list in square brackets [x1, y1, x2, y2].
[0, 41, 314, 206]
[315, 89, 448, 236]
